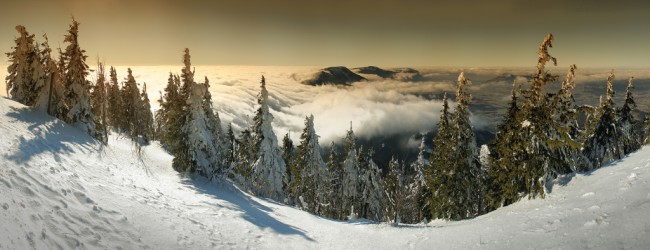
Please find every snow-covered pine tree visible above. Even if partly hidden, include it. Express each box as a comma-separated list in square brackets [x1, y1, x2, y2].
[412, 136, 431, 222]
[341, 124, 360, 219]
[90, 61, 108, 144]
[62, 17, 98, 138]
[619, 77, 641, 154]
[180, 76, 220, 176]
[232, 129, 254, 188]
[284, 133, 301, 205]
[548, 64, 580, 175]
[645, 111, 650, 145]
[293, 115, 329, 214]
[486, 81, 526, 210]
[120, 68, 142, 137]
[384, 156, 405, 225]
[156, 72, 182, 150]
[448, 72, 483, 219]
[517, 33, 578, 199]
[325, 142, 343, 219]
[356, 146, 368, 217]
[34, 34, 65, 116]
[139, 83, 154, 142]
[581, 72, 624, 170]
[250, 75, 287, 201]
[428, 92, 453, 219]
[106, 67, 122, 129]
[201, 76, 226, 172]
[5, 25, 45, 107]
[225, 123, 237, 171]
[361, 149, 384, 222]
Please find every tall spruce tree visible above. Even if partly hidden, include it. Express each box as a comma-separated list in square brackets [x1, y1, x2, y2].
[619, 77, 641, 154]
[486, 81, 526, 210]
[35, 34, 65, 116]
[325, 142, 343, 219]
[281, 133, 296, 202]
[359, 149, 384, 221]
[90, 61, 108, 144]
[251, 76, 287, 201]
[62, 17, 98, 138]
[427, 92, 453, 219]
[384, 156, 406, 225]
[448, 72, 482, 219]
[139, 83, 154, 142]
[5, 25, 46, 107]
[581, 72, 624, 170]
[106, 67, 122, 128]
[341, 125, 360, 219]
[412, 136, 431, 222]
[293, 115, 329, 214]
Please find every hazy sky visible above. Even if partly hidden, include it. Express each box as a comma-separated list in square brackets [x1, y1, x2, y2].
[1, 0, 649, 67]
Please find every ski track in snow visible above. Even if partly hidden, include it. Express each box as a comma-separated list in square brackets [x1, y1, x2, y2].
[1, 97, 650, 249]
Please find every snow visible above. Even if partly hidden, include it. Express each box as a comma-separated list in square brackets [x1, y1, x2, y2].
[2, 97, 650, 249]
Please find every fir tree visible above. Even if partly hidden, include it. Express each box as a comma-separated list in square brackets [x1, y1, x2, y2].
[427, 92, 453, 219]
[106, 67, 122, 129]
[341, 124, 360, 219]
[250, 76, 287, 201]
[325, 142, 343, 219]
[581, 72, 624, 170]
[90, 61, 108, 144]
[645, 111, 650, 145]
[294, 115, 329, 214]
[448, 72, 483, 219]
[282, 133, 298, 205]
[412, 136, 431, 222]
[62, 17, 97, 138]
[359, 149, 384, 221]
[619, 77, 641, 154]
[5, 25, 46, 107]
[139, 83, 154, 142]
[486, 81, 526, 210]
[35, 34, 65, 116]
[384, 156, 406, 225]
[225, 123, 237, 171]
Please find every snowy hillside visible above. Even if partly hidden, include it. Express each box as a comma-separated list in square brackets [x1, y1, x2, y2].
[2, 96, 650, 249]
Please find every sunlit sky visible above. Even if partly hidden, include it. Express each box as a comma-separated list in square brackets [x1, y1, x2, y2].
[1, 0, 649, 67]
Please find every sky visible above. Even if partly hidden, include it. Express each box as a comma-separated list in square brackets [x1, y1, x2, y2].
[1, 0, 649, 67]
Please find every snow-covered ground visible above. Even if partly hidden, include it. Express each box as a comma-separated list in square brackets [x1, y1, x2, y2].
[1, 96, 650, 249]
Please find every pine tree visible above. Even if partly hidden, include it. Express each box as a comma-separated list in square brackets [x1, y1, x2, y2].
[581, 72, 624, 170]
[486, 81, 526, 210]
[384, 156, 405, 225]
[62, 17, 97, 138]
[341, 125, 360, 219]
[90, 61, 108, 144]
[225, 123, 237, 171]
[35, 34, 65, 116]
[139, 83, 154, 142]
[120, 68, 142, 137]
[619, 77, 641, 154]
[427, 92, 453, 219]
[359, 149, 384, 221]
[448, 72, 483, 219]
[645, 111, 650, 145]
[156, 72, 182, 150]
[412, 136, 431, 222]
[5, 25, 46, 107]
[282, 133, 298, 205]
[250, 76, 287, 201]
[293, 115, 329, 214]
[106, 67, 122, 129]
[325, 142, 343, 219]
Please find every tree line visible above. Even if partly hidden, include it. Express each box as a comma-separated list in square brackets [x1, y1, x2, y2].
[5, 19, 650, 224]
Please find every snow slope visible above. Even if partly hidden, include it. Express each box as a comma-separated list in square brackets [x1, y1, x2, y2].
[1, 96, 650, 249]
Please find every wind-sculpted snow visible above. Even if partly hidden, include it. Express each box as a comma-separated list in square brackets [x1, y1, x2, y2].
[2, 97, 650, 249]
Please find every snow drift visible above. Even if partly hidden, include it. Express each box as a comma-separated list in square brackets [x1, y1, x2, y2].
[1, 97, 650, 249]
